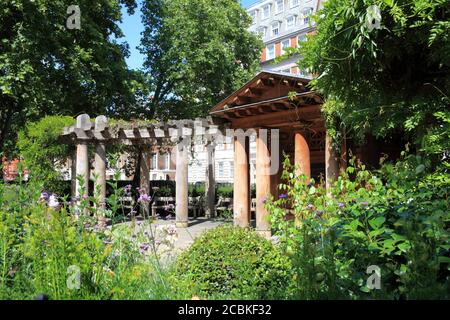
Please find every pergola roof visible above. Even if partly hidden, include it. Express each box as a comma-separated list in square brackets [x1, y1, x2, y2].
[209, 71, 323, 121]
[60, 115, 228, 145]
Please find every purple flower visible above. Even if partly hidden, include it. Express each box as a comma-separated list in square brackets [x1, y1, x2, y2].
[124, 184, 132, 192]
[261, 196, 267, 204]
[360, 201, 369, 206]
[39, 192, 49, 201]
[315, 211, 324, 219]
[306, 204, 314, 210]
[338, 202, 345, 208]
[83, 194, 89, 200]
[279, 193, 288, 199]
[138, 194, 151, 203]
[139, 243, 150, 254]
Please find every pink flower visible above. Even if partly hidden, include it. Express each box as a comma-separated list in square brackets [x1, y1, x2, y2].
[138, 194, 151, 203]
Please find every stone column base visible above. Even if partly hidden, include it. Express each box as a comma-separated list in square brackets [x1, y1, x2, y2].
[176, 221, 189, 228]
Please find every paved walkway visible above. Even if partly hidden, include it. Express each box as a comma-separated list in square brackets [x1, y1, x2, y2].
[155, 217, 227, 251]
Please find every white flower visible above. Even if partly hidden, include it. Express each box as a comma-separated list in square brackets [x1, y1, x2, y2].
[48, 194, 60, 209]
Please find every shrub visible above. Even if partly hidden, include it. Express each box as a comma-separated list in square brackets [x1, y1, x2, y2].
[0, 179, 177, 300]
[265, 155, 450, 299]
[173, 225, 293, 299]
[216, 183, 233, 198]
[17, 116, 74, 195]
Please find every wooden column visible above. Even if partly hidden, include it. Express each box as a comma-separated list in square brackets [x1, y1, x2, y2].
[70, 147, 77, 197]
[75, 142, 89, 198]
[176, 137, 189, 228]
[294, 132, 310, 180]
[325, 133, 339, 190]
[75, 114, 91, 200]
[94, 143, 107, 208]
[233, 134, 250, 228]
[140, 151, 151, 216]
[205, 141, 216, 218]
[256, 129, 271, 237]
[94, 116, 108, 209]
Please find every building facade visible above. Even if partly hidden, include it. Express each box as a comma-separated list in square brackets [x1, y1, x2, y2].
[247, 0, 321, 75]
[148, 137, 257, 185]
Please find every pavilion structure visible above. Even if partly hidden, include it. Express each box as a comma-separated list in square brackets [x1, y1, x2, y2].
[61, 114, 226, 228]
[61, 71, 348, 237]
[209, 71, 346, 236]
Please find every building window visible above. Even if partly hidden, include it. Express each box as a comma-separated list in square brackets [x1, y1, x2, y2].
[290, 0, 300, 8]
[271, 22, 280, 36]
[280, 68, 291, 74]
[302, 7, 314, 25]
[262, 4, 271, 19]
[267, 44, 275, 60]
[286, 15, 296, 30]
[298, 34, 307, 46]
[229, 162, 234, 178]
[218, 162, 224, 178]
[150, 153, 157, 170]
[249, 10, 257, 24]
[257, 27, 267, 39]
[275, 0, 284, 14]
[281, 39, 290, 55]
[165, 154, 170, 170]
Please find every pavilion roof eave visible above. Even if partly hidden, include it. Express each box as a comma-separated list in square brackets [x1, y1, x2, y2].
[210, 70, 313, 113]
[210, 91, 322, 117]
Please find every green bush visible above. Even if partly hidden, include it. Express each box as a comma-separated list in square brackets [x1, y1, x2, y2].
[216, 184, 233, 198]
[173, 225, 293, 299]
[17, 115, 74, 195]
[265, 155, 450, 300]
[0, 180, 177, 300]
[188, 183, 205, 197]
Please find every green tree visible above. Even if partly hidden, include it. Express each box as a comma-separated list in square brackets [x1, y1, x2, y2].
[0, 0, 139, 157]
[16, 116, 74, 194]
[137, 0, 263, 120]
[297, 0, 450, 159]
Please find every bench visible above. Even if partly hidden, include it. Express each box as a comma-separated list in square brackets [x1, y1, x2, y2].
[151, 196, 176, 218]
[215, 197, 233, 217]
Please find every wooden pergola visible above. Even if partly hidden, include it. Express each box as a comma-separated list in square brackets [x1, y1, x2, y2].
[61, 114, 227, 227]
[61, 71, 346, 237]
[210, 71, 345, 237]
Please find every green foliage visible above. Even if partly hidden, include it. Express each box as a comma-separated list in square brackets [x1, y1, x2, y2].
[189, 183, 205, 197]
[0, 0, 139, 155]
[173, 225, 293, 299]
[139, 0, 263, 119]
[216, 183, 233, 198]
[265, 156, 450, 299]
[0, 179, 177, 300]
[299, 0, 450, 155]
[17, 115, 74, 195]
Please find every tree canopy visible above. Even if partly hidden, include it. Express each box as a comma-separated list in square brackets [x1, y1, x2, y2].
[136, 0, 263, 120]
[0, 0, 139, 156]
[299, 0, 449, 158]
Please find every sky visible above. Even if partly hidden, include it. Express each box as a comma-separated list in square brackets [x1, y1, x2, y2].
[119, 0, 256, 70]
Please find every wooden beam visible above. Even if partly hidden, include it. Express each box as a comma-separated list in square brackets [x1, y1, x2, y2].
[232, 105, 321, 129]
[245, 87, 263, 97]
